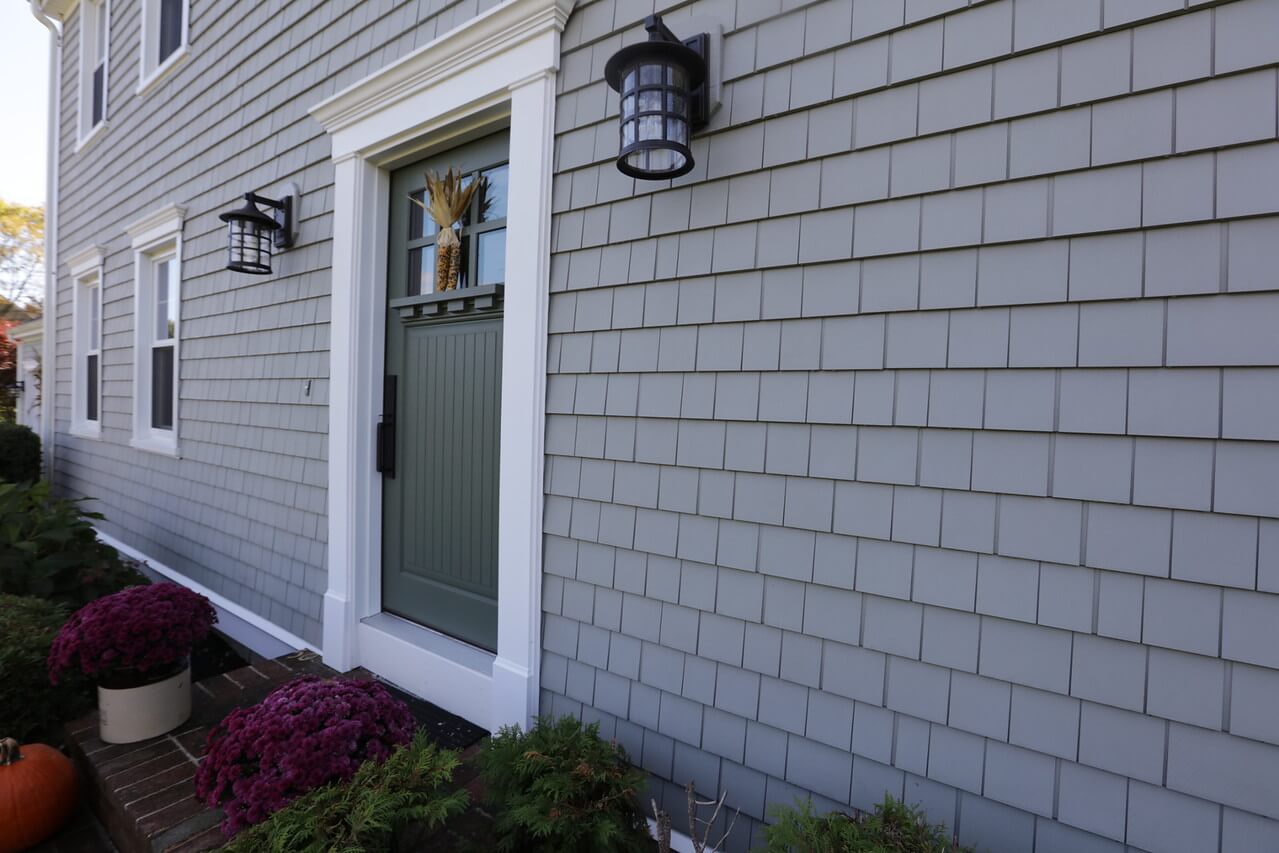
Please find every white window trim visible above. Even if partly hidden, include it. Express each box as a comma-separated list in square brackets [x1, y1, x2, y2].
[135, 0, 189, 97]
[75, 0, 110, 151]
[125, 204, 185, 457]
[310, 0, 572, 733]
[67, 244, 105, 439]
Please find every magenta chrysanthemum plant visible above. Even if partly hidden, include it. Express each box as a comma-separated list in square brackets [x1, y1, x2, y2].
[47, 582, 216, 684]
[194, 676, 415, 835]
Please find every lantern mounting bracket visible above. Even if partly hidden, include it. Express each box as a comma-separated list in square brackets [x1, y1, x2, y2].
[641, 15, 709, 131]
[243, 188, 297, 250]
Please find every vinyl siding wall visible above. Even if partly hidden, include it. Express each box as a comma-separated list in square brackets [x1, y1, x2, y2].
[541, 0, 1279, 850]
[51, 0, 496, 646]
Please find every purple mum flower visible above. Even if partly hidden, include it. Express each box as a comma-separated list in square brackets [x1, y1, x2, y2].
[47, 582, 216, 684]
[193, 676, 414, 836]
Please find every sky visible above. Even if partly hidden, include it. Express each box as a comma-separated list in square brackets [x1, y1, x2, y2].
[0, 2, 51, 207]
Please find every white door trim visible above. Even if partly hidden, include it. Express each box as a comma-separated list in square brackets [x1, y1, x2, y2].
[311, 0, 572, 732]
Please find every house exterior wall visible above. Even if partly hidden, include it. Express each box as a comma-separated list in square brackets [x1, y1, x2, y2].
[50, 0, 496, 646]
[46, 0, 1279, 848]
[540, 0, 1279, 850]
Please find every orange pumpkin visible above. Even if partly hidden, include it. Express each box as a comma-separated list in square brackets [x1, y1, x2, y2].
[0, 737, 79, 853]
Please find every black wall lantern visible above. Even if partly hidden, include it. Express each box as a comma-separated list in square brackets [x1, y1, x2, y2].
[605, 15, 709, 180]
[219, 186, 298, 275]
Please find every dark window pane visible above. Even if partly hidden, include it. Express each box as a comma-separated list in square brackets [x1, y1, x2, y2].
[459, 174, 475, 227]
[159, 0, 182, 63]
[151, 345, 174, 430]
[478, 165, 508, 222]
[92, 64, 105, 125]
[456, 235, 469, 290]
[86, 354, 98, 422]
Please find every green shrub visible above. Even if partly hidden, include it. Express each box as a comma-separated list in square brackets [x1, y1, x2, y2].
[0, 594, 94, 742]
[759, 796, 971, 853]
[0, 480, 145, 609]
[0, 423, 40, 483]
[477, 715, 652, 853]
[217, 731, 469, 853]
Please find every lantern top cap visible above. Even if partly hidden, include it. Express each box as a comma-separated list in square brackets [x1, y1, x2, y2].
[604, 14, 706, 92]
[219, 194, 282, 230]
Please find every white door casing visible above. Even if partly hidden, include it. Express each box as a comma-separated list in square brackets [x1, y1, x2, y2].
[311, 0, 573, 732]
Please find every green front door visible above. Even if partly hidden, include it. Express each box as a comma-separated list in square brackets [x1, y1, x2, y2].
[382, 130, 510, 652]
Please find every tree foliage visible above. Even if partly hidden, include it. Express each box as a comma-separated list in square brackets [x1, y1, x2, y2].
[0, 594, 94, 743]
[0, 200, 43, 314]
[0, 480, 144, 609]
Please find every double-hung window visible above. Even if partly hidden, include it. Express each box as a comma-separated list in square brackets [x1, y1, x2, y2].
[77, 0, 109, 147]
[68, 245, 105, 438]
[126, 205, 184, 455]
[149, 256, 178, 432]
[138, 0, 189, 95]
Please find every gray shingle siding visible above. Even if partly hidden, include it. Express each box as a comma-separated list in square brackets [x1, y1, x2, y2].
[51, 0, 498, 646]
[544, 0, 1279, 850]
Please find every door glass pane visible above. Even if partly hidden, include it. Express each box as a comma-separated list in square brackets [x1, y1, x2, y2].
[408, 191, 438, 240]
[89, 286, 100, 351]
[478, 165, 507, 222]
[151, 345, 174, 430]
[407, 245, 436, 296]
[477, 229, 506, 286]
[156, 258, 176, 341]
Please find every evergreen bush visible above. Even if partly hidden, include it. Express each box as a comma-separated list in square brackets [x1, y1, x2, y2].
[0, 423, 40, 483]
[0, 594, 93, 742]
[477, 715, 652, 853]
[758, 796, 972, 853]
[217, 731, 468, 853]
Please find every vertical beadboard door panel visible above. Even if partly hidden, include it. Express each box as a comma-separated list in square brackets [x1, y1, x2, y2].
[383, 315, 503, 651]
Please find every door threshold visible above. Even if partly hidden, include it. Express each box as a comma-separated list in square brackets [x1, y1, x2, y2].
[358, 611, 495, 730]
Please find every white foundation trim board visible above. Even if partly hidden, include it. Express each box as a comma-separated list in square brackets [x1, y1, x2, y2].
[95, 529, 312, 660]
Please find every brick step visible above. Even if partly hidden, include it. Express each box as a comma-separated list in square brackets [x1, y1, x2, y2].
[65, 650, 489, 853]
[64, 653, 341, 853]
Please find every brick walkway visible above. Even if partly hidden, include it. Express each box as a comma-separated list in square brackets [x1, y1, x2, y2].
[53, 651, 487, 853]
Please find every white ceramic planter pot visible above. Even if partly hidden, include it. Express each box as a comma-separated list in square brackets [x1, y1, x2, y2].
[98, 662, 192, 744]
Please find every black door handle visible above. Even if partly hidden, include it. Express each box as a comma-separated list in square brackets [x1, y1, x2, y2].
[377, 375, 397, 478]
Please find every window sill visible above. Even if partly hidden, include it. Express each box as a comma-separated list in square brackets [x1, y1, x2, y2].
[69, 422, 102, 440]
[75, 120, 109, 154]
[136, 46, 190, 98]
[130, 433, 179, 457]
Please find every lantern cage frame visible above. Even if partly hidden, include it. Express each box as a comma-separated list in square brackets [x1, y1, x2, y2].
[218, 186, 298, 275]
[604, 15, 710, 180]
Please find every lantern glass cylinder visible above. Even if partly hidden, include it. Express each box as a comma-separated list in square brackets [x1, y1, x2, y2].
[227, 218, 272, 275]
[605, 16, 706, 182]
[617, 61, 692, 179]
[219, 196, 282, 275]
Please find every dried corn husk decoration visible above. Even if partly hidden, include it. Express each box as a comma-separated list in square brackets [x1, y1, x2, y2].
[410, 168, 483, 292]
